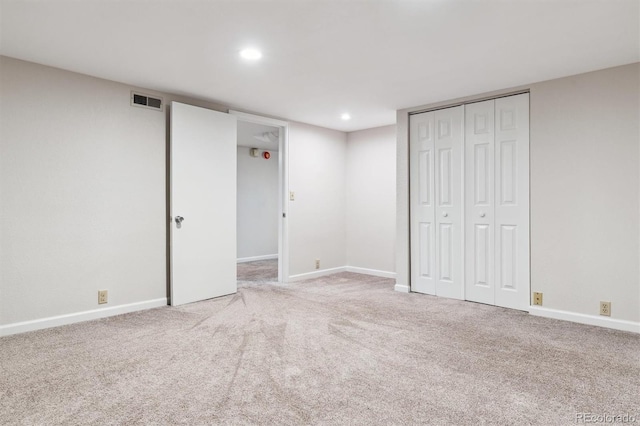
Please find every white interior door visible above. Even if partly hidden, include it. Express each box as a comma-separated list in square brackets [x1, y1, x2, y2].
[494, 94, 529, 310]
[434, 106, 464, 299]
[464, 100, 496, 305]
[464, 94, 529, 310]
[410, 106, 464, 299]
[170, 102, 238, 306]
[410, 111, 436, 294]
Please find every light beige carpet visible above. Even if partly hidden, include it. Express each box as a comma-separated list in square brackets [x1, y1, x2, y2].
[1, 272, 638, 425]
[237, 259, 278, 282]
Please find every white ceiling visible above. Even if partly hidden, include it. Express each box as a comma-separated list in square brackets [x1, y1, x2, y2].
[1, 0, 638, 132]
[237, 121, 279, 151]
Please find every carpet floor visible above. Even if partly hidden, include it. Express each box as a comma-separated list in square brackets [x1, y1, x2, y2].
[237, 259, 278, 282]
[1, 272, 638, 425]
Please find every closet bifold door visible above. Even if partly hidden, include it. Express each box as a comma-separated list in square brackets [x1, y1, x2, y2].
[464, 94, 530, 310]
[410, 111, 436, 295]
[410, 106, 464, 299]
[494, 94, 529, 310]
[433, 106, 464, 299]
[464, 100, 496, 305]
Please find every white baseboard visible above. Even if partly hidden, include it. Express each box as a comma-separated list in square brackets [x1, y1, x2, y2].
[529, 306, 640, 334]
[0, 298, 168, 337]
[394, 284, 410, 293]
[237, 254, 278, 263]
[345, 266, 396, 279]
[288, 267, 347, 282]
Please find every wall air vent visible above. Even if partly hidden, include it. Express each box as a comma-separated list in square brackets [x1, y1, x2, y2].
[130, 91, 163, 111]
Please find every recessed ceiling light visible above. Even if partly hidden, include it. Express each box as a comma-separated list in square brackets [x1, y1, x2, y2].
[240, 48, 262, 60]
[341, 113, 351, 121]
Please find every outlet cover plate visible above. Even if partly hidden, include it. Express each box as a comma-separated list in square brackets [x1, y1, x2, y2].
[533, 292, 543, 306]
[600, 301, 611, 316]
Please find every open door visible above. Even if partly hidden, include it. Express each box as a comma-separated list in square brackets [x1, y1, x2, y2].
[170, 102, 238, 306]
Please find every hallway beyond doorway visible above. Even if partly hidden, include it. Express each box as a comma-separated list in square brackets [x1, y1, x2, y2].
[237, 259, 278, 282]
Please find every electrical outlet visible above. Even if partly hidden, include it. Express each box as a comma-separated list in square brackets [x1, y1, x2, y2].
[98, 290, 108, 305]
[315, 259, 320, 270]
[289, 191, 295, 201]
[600, 301, 611, 316]
[533, 292, 543, 306]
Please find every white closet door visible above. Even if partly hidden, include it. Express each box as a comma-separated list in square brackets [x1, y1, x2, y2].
[434, 106, 464, 299]
[410, 111, 436, 295]
[464, 100, 496, 305]
[494, 94, 529, 310]
[464, 94, 530, 310]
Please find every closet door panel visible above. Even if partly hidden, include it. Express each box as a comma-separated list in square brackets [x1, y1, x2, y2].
[410, 112, 436, 295]
[434, 106, 464, 299]
[464, 100, 495, 305]
[494, 94, 529, 310]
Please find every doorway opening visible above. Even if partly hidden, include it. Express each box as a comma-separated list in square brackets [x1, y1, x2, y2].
[231, 111, 289, 283]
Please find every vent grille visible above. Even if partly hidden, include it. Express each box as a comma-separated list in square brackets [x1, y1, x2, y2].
[131, 91, 163, 111]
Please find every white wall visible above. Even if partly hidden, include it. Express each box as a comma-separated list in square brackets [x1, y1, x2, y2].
[529, 64, 639, 323]
[236, 147, 279, 260]
[396, 63, 640, 325]
[346, 125, 396, 275]
[0, 56, 227, 330]
[0, 56, 165, 326]
[288, 122, 347, 276]
[0, 56, 357, 332]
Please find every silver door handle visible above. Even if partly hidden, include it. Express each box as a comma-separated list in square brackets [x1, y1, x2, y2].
[175, 216, 184, 223]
